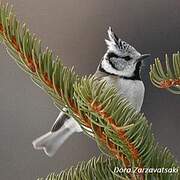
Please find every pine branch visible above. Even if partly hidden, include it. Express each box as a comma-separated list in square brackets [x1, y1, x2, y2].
[39, 149, 180, 180]
[150, 52, 180, 94]
[0, 3, 179, 180]
[38, 156, 131, 180]
[74, 77, 154, 167]
[74, 77, 180, 179]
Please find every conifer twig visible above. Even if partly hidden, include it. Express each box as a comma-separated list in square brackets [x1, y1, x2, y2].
[150, 52, 180, 94]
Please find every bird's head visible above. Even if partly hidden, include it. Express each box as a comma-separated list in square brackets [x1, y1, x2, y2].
[100, 27, 150, 80]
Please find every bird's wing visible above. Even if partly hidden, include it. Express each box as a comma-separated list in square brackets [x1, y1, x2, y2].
[51, 110, 69, 132]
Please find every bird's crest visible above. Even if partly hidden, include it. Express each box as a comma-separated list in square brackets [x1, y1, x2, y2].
[105, 27, 133, 54]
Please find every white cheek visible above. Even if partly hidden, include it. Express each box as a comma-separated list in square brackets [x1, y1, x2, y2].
[101, 59, 120, 75]
[101, 59, 136, 77]
[118, 63, 125, 70]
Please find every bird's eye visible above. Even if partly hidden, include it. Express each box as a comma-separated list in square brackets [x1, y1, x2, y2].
[123, 56, 132, 61]
[107, 52, 119, 59]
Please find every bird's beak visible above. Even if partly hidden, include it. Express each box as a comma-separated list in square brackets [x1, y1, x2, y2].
[137, 54, 150, 62]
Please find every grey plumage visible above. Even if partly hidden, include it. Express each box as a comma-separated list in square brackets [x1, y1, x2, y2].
[32, 27, 149, 156]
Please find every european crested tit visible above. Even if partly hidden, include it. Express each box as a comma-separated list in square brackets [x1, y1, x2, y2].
[32, 27, 150, 157]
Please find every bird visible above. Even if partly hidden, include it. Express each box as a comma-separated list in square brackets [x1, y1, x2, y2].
[32, 27, 150, 157]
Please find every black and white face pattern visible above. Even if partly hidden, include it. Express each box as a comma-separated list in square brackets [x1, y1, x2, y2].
[100, 27, 144, 79]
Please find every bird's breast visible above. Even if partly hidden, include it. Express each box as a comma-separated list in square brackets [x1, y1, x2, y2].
[102, 77, 145, 112]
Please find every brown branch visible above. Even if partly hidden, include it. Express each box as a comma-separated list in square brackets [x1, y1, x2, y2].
[160, 79, 180, 88]
[90, 101, 140, 160]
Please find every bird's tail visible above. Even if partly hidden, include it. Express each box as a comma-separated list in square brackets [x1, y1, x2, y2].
[32, 117, 82, 157]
